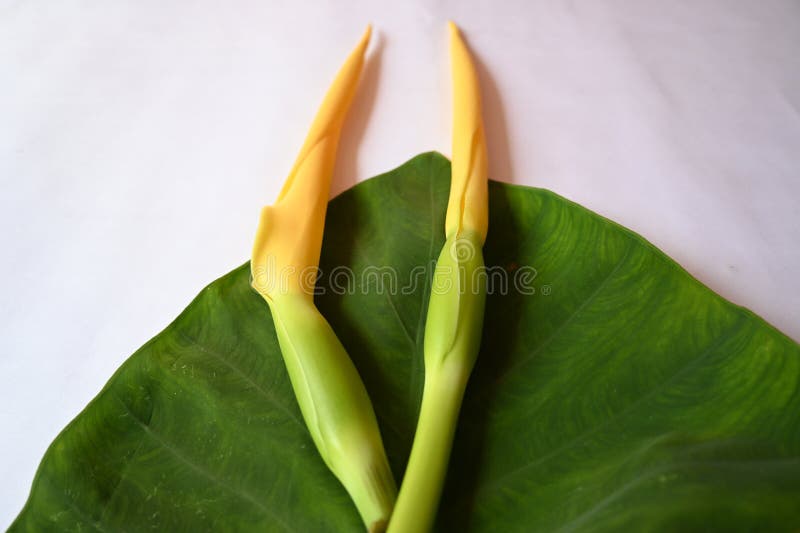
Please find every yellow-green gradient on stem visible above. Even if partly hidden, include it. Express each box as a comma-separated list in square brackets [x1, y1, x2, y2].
[250, 26, 397, 532]
[388, 21, 489, 533]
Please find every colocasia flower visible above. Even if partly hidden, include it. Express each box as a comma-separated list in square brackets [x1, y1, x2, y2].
[387, 21, 489, 533]
[250, 26, 397, 533]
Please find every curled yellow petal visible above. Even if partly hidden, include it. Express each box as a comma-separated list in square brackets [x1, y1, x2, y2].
[445, 20, 488, 244]
[251, 25, 372, 300]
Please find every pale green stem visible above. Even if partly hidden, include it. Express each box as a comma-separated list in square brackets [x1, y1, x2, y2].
[388, 232, 486, 533]
[388, 363, 469, 533]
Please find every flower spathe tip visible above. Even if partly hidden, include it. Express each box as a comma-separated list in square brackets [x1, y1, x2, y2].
[445, 21, 488, 245]
[447, 19, 458, 36]
[251, 27, 371, 301]
[360, 23, 373, 48]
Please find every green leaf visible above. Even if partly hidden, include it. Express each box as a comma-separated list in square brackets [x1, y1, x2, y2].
[12, 152, 800, 532]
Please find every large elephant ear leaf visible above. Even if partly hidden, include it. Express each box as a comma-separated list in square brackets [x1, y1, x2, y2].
[11, 152, 800, 532]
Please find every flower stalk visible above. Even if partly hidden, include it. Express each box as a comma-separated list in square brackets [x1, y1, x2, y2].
[250, 26, 396, 532]
[387, 21, 489, 533]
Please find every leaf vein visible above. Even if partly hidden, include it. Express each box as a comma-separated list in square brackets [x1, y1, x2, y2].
[479, 315, 746, 496]
[114, 394, 295, 533]
[174, 329, 303, 428]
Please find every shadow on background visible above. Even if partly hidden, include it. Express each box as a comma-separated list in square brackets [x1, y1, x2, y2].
[332, 31, 384, 197]
[472, 44, 514, 185]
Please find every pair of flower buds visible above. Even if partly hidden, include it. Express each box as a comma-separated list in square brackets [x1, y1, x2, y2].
[250, 22, 488, 533]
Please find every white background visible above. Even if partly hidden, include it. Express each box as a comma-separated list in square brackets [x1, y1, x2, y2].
[1, 0, 798, 525]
